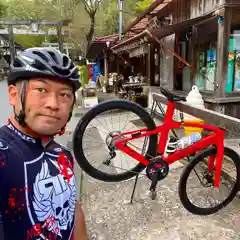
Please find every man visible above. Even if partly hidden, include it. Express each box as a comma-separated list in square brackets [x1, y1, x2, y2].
[0, 47, 88, 240]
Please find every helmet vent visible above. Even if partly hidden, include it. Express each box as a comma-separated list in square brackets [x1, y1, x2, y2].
[33, 51, 49, 63]
[69, 62, 74, 70]
[32, 59, 49, 71]
[62, 55, 69, 67]
[52, 66, 70, 76]
[13, 58, 24, 67]
[48, 51, 59, 64]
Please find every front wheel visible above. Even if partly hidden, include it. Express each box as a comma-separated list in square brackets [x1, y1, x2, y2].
[73, 100, 158, 182]
[179, 147, 240, 215]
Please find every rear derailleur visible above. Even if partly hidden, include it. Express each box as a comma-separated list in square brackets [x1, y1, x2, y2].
[146, 157, 169, 200]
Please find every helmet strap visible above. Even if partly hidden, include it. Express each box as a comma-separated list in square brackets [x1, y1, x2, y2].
[14, 81, 27, 127]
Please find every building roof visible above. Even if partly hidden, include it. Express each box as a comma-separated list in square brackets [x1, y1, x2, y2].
[123, 0, 172, 35]
[86, 34, 119, 61]
[86, 0, 172, 60]
[92, 34, 119, 43]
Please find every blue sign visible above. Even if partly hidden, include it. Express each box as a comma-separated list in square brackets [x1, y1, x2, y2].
[92, 63, 101, 82]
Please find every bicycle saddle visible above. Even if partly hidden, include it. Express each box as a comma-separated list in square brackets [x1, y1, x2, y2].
[160, 87, 186, 102]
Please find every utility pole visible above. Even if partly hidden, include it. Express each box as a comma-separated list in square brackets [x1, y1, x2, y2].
[119, 0, 124, 40]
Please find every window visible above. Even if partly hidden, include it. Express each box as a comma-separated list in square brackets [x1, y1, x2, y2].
[195, 19, 218, 92]
[226, 29, 240, 92]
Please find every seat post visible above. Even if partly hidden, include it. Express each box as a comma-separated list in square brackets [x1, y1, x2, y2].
[158, 101, 176, 154]
[164, 101, 175, 123]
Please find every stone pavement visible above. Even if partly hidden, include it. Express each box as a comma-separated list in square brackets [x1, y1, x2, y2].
[56, 100, 240, 240]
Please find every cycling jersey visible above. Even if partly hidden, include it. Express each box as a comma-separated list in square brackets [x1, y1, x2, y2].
[0, 121, 76, 240]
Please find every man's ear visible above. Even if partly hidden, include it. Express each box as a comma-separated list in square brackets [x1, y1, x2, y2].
[8, 85, 18, 106]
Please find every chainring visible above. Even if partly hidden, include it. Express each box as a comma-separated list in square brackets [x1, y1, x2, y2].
[146, 158, 169, 181]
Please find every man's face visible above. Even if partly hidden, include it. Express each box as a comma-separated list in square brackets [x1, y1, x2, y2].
[8, 78, 74, 135]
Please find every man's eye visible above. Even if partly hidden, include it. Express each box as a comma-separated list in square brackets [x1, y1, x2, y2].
[37, 88, 46, 93]
[60, 93, 71, 98]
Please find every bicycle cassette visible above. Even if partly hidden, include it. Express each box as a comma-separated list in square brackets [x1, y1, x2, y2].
[146, 158, 169, 181]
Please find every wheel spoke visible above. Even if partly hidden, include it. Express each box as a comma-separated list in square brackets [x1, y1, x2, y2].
[73, 101, 158, 182]
[179, 147, 240, 215]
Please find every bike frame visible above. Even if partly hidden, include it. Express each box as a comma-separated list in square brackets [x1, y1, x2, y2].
[115, 100, 225, 188]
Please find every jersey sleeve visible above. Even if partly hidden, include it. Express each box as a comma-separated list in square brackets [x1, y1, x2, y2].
[0, 142, 10, 228]
[0, 149, 5, 238]
[0, 147, 8, 193]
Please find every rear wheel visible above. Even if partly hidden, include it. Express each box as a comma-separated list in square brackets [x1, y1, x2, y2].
[73, 100, 158, 182]
[179, 147, 240, 215]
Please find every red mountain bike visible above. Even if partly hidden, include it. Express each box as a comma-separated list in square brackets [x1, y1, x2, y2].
[73, 87, 240, 215]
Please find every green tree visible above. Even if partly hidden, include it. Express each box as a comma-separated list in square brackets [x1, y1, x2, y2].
[95, 0, 139, 36]
[135, 0, 155, 13]
[0, 1, 6, 18]
[4, 0, 61, 48]
[2, 0, 152, 53]
[81, 0, 104, 50]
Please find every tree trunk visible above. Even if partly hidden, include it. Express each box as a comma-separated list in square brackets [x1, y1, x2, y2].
[86, 14, 95, 52]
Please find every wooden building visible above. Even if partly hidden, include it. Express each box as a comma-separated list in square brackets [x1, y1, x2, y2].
[111, 0, 240, 118]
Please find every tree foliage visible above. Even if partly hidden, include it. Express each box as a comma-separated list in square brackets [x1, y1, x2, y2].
[0, 0, 153, 55]
[135, 0, 155, 13]
[0, 1, 6, 18]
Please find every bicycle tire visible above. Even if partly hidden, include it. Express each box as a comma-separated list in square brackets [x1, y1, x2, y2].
[73, 100, 158, 182]
[179, 146, 240, 215]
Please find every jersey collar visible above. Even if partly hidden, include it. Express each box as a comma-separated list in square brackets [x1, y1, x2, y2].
[7, 120, 53, 146]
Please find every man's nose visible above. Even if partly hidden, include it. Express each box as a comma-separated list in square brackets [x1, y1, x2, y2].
[46, 93, 59, 110]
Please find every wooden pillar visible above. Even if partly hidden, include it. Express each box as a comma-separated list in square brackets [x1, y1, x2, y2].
[215, 7, 232, 98]
[150, 44, 155, 85]
[191, 26, 198, 86]
[116, 55, 120, 74]
[147, 44, 151, 85]
[8, 25, 15, 62]
[57, 24, 64, 53]
[104, 55, 108, 83]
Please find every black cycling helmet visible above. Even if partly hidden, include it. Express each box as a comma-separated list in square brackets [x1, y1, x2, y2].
[8, 47, 81, 91]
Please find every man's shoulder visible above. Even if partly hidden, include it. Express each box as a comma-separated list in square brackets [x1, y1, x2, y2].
[0, 125, 9, 137]
[0, 126, 17, 171]
[0, 125, 15, 151]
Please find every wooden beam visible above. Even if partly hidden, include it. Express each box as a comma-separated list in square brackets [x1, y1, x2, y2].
[0, 20, 64, 26]
[147, 44, 151, 85]
[215, 7, 232, 98]
[152, 93, 240, 138]
[104, 55, 108, 84]
[191, 26, 197, 85]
